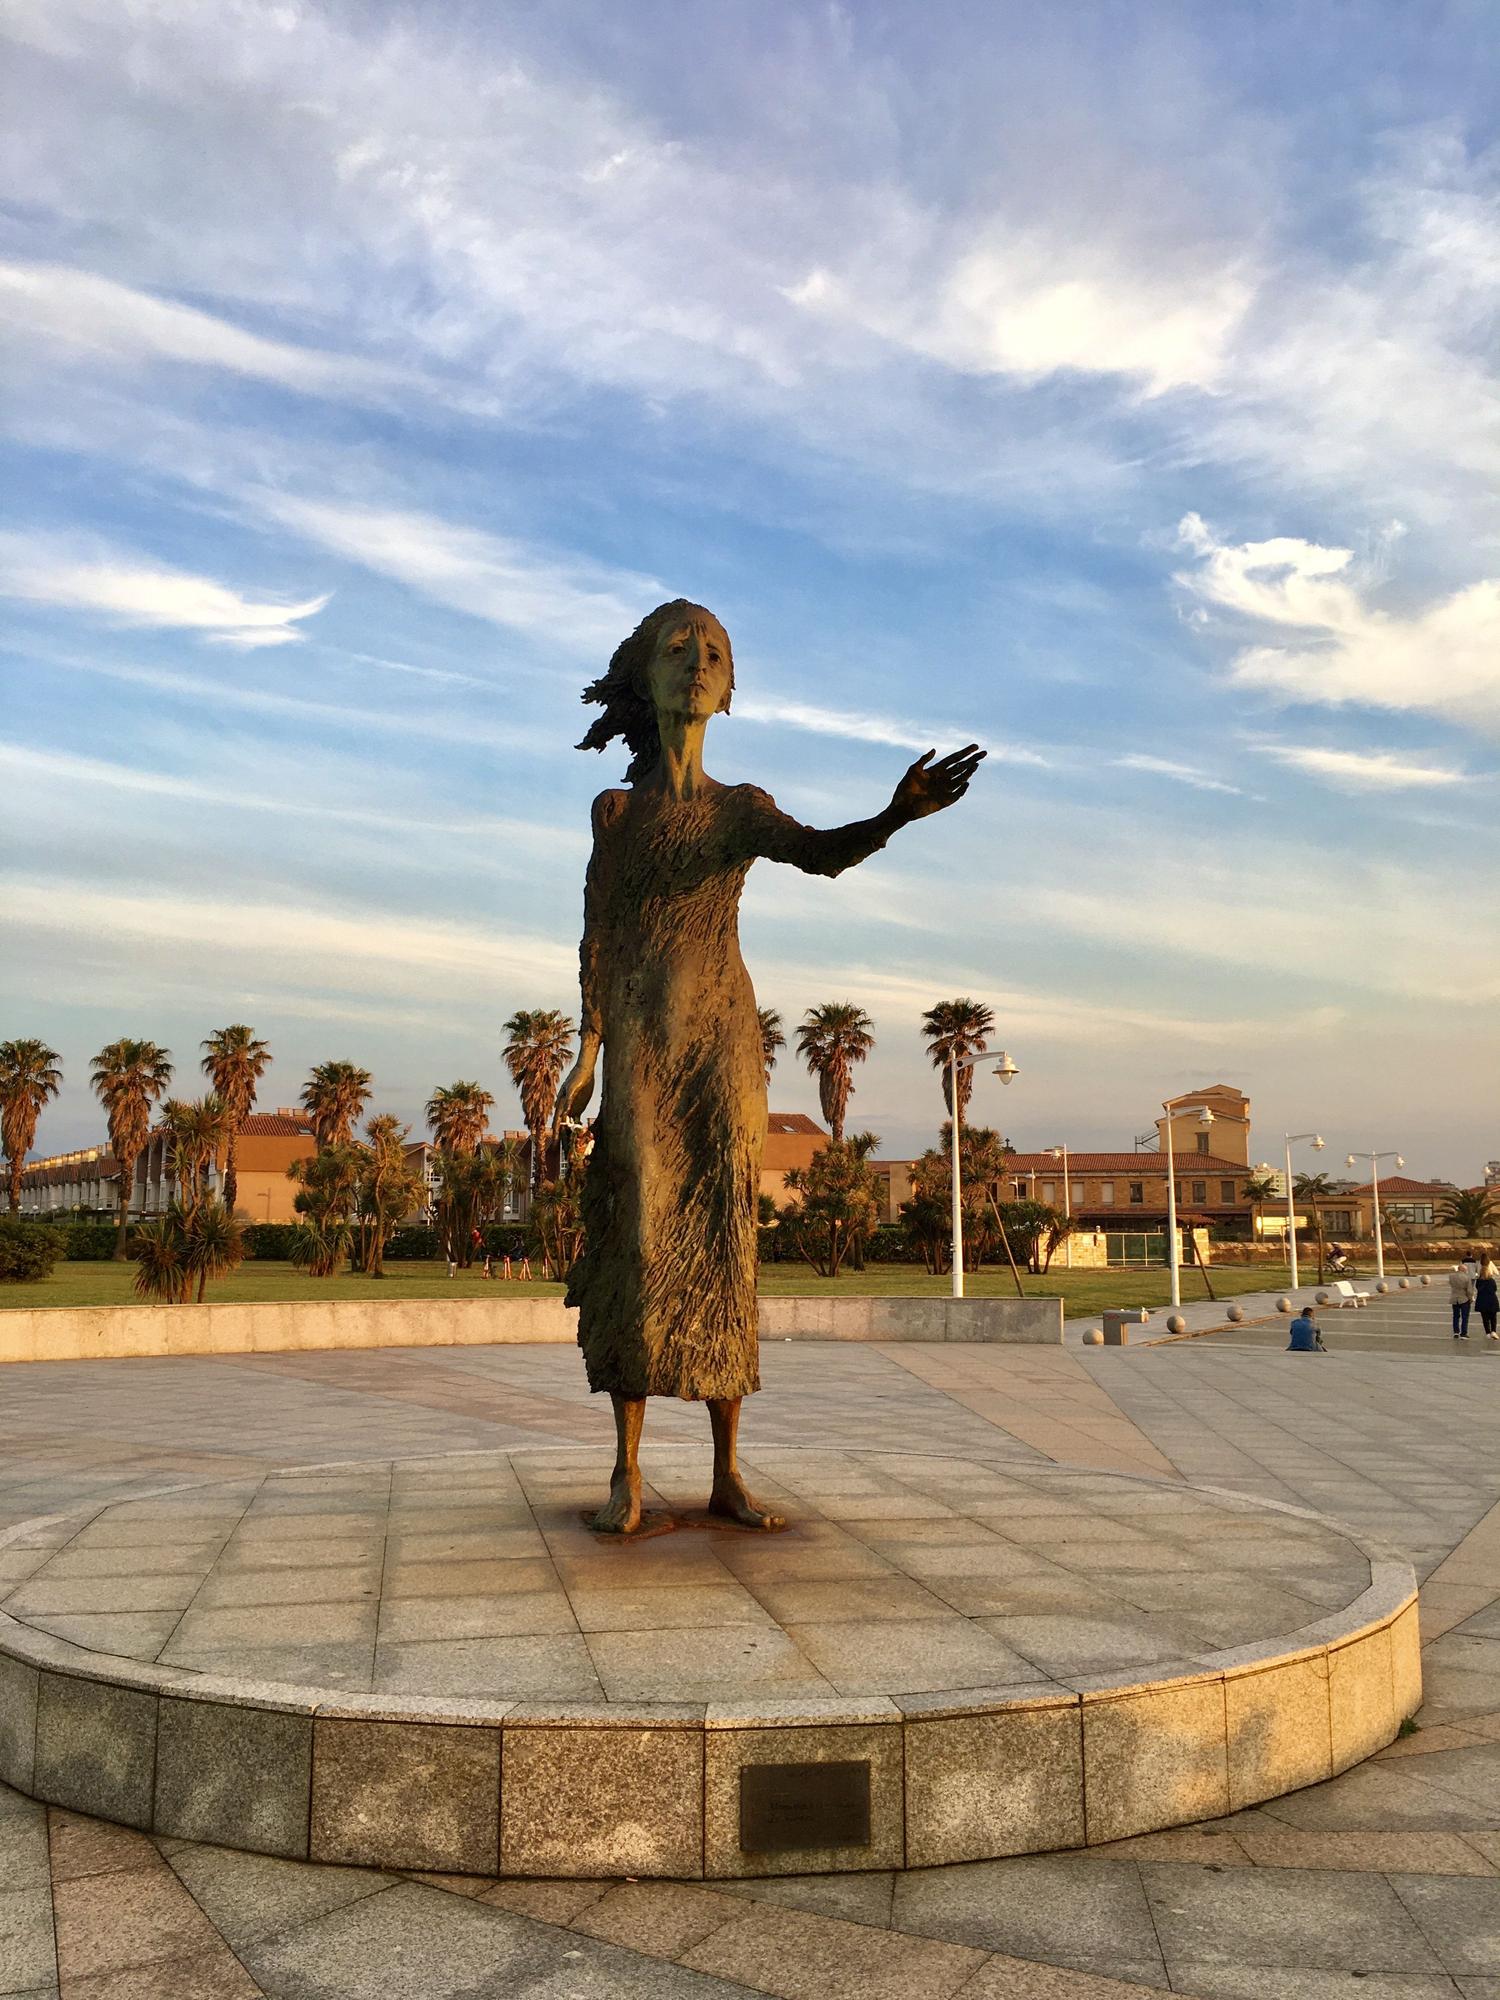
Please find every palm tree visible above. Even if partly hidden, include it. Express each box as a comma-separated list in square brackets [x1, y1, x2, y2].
[160, 1095, 228, 1222]
[425, 1081, 495, 1156]
[1241, 1171, 1281, 1246]
[358, 1115, 426, 1276]
[757, 1008, 785, 1088]
[286, 1143, 363, 1276]
[1437, 1188, 1499, 1239]
[90, 1039, 173, 1258]
[502, 1010, 574, 1187]
[920, 998, 997, 1121]
[0, 1039, 63, 1213]
[182, 1198, 245, 1303]
[795, 1003, 875, 1143]
[300, 1061, 373, 1149]
[200, 1025, 271, 1215]
[1294, 1170, 1336, 1281]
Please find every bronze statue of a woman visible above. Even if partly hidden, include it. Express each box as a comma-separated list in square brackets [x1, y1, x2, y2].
[554, 600, 983, 1534]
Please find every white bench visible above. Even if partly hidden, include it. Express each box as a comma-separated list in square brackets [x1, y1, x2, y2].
[1324, 1279, 1373, 1309]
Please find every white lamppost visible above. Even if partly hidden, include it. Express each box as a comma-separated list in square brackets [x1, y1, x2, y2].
[1283, 1131, 1325, 1289]
[1049, 1144, 1072, 1268]
[1346, 1150, 1404, 1283]
[949, 1047, 1019, 1299]
[1164, 1100, 1215, 1309]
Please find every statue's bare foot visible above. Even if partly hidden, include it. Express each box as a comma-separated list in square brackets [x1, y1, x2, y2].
[708, 1473, 785, 1531]
[589, 1470, 642, 1535]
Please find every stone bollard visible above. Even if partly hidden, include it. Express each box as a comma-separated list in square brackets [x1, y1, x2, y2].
[1276, 1297, 1293, 1314]
[1226, 1303, 1245, 1322]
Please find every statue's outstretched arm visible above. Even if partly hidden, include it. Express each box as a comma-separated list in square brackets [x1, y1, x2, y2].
[744, 745, 984, 878]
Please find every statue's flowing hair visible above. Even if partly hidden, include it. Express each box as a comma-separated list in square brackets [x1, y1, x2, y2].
[577, 600, 734, 783]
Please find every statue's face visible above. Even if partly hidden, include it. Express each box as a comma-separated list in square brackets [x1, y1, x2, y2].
[643, 613, 731, 724]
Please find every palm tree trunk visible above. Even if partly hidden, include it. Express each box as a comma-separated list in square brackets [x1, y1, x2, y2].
[114, 1149, 134, 1260]
[223, 1130, 238, 1217]
[1315, 1212, 1326, 1283]
[7, 1161, 20, 1214]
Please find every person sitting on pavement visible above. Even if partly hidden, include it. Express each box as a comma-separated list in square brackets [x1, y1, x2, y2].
[1450, 1261, 1475, 1339]
[1287, 1304, 1327, 1352]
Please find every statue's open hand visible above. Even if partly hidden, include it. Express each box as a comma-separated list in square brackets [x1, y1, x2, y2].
[552, 1044, 598, 1135]
[892, 744, 986, 821]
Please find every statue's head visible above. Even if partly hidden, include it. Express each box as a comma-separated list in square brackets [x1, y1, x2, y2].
[578, 600, 734, 782]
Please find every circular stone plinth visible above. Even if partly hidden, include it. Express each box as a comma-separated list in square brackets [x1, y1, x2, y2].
[0, 1447, 1419, 1879]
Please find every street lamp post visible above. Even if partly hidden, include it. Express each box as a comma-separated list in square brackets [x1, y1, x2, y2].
[1346, 1150, 1404, 1283]
[949, 1047, 1019, 1299]
[1283, 1131, 1325, 1289]
[1049, 1144, 1071, 1267]
[1164, 1100, 1216, 1309]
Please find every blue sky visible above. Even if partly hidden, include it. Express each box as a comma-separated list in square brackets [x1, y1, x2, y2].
[2, 0, 1496, 1178]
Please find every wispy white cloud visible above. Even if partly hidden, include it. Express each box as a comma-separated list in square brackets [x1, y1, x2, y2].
[0, 261, 401, 402]
[3, 877, 577, 1000]
[1112, 752, 1243, 795]
[0, 531, 328, 647]
[1258, 744, 1467, 791]
[1176, 513, 1500, 736]
[787, 237, 1251, 397]
[734, 695, 1048, 764]
[0, 741, 585, 849]
[243, 492, 657, 657]
[25, 649, 552, 754]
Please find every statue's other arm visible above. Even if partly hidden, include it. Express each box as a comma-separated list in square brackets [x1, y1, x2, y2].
[554, 792, 620, 1128]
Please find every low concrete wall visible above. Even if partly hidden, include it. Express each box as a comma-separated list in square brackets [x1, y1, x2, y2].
[0, 1293, 1061, 1364]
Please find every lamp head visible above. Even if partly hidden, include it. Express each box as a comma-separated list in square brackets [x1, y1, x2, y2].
[1395, 1154, 1405, 1170]
[1312, 1135, 1325, 1151]
[1346, 1153, 1357, 1169]
[1049, 1145, 1064, 1160]
[992, 1052, 1018, 1085]
[1196, 1107, 1214, 1128]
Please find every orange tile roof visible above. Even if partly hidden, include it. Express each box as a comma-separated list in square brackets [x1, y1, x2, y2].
[768, 1113, 827, 1136]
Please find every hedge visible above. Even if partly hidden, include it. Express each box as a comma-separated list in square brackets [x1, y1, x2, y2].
[0, 1219, 61, 1282]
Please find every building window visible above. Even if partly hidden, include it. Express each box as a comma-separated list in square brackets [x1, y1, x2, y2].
[1099, 1181, 1115, 1205]
[1041, 1181, 1055, 1203]
[1011, 1180, 1027, 1200]
[1129, 1181, 1144, 1204]
[1220, 1180, 1236, 1203]
[1195, 1132, 1210, 1154]
[1192, 1180, 1207, 1204]
[1386, 1202, 1433, 1225]
[1070, 1180, 1083, 1205]
[1323, 1209, 1353, 1234]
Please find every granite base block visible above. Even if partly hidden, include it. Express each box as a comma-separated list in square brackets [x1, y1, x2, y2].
[502, 1725, 703, 1879]
[33, 1673, 157, 1828]
[1082, 1677, 1229, 1845]
[311, 1717, 499, 1874]
[0, 1652, 38, 1793]
[704, 1721, 903, 1879]
[905, 1701, 1085, 1867]
[156, 1696, 313, 1857]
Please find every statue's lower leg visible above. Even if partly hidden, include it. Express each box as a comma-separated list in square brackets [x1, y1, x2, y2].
[591, 1393, 645, 1533]
[706, 1397, 784, 1530]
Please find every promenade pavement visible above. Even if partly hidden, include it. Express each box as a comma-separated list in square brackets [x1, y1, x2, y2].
[0, 1289, 1497, 1997]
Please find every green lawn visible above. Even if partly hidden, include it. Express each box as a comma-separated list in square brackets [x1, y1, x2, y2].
[0, 1257, 1348, 1319]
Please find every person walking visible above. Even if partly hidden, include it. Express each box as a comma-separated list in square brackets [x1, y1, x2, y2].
[1287, 1304, 1327, 1352]
[1449, 1261, 1475, 1339]
[1475, 1255, 1499, 1341]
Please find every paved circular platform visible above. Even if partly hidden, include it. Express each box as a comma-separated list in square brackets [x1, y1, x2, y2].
[0, 1446, 1419, 1879]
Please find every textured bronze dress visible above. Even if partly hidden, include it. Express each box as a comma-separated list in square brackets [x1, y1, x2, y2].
[568, 780, 894, 1400]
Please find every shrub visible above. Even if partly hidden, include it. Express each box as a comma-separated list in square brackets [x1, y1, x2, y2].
[387, 1226, 441, 1261]
[64, 1223, 120, 1261]
[243, 1223, 300, 1261]
[0, 1219, 61, 1282]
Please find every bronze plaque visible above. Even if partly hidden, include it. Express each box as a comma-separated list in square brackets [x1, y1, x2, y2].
[739, 1760, 871, 1853]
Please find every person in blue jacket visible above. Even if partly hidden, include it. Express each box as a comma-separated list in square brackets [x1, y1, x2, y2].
[1287, 1304, 1327, 1352]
